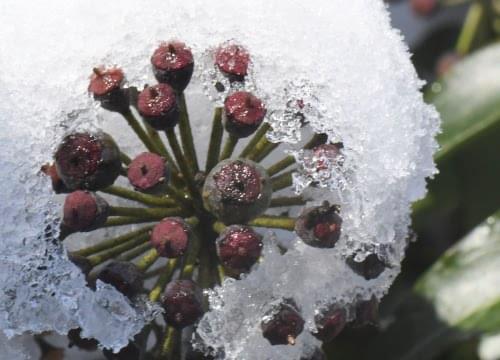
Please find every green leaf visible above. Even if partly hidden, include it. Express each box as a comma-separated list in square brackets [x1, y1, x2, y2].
[414, 43, 500, 235]
[365, 211, 500, 360]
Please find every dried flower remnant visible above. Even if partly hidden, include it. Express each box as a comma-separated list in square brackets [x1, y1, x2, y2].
[215, 43, 250, 82]
[151, 41, 195, 92]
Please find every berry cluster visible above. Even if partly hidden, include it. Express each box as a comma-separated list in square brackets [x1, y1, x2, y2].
[43, 40, 388, 359]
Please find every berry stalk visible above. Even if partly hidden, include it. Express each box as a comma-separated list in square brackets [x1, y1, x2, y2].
[118, 242, 152, 262]
[270, 196, 305, 207]
[249, 215, 296, 230]
[219, 133, 239, 161]
[149, 259, 179, 302]
[205, 107, 224, 172]
[87, 232, 149, 266]
[121, 111, 164, 154]
[178, 94, 200, 172]
[101, 186, 176, 207]
[239, 123, 270, 157]
[271, 170, 294, 192]
[108, 206, 187, 220]
[135, 248, 160, 272]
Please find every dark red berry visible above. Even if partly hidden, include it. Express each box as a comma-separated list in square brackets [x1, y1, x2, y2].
[215, 43, 250, 82]
[63, 191, 109, 232]
[346, 253, 388, 280]
[216, 225, 263, 275]
[410, 0, 438, 16]
[41, 163, 70, 194]
[88, 67, 129, 112]
[313, 306, 347, 342]
[435, 52, 461, 77]
[54, 132, 121, 191]
[151, 41, 194, 92]
[223, 92, 267, 138]
[67, 328, 98, 351]
[162, 280, 204, 328]
[312, 143, 343, 171]
[103, 342, 141, 360]
[351, 296, 379, 328]
[138, 84, 179, 130]
[97, 261, 143, 298]
[295, 202, 342, 248]
[203, 159, 272, 224]
[150, 217, 190, 258]
[127, 152, 169, 193]
[261, 299, 305, 346]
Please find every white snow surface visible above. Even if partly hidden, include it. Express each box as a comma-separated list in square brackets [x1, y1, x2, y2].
[0, 0, 439, 358]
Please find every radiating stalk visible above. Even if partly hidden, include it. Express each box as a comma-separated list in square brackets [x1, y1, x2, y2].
[108, 206, 186, 219]
[239, 123, 270, 158]
[73, 226, 153, 256]
[160, 327, 178, 358]
[271, 170, 294, 192]
[178, 94, 199, 172]
[149, 259, 179, 302]
[205, 107, 224, 172]
[121, 111, 162, 154]
[270, 196, 305, 207]
[101, 186, 176, 207]
[219, 133, 239, 161]
[136, 248, 160, 272]
[180, 233, 202, 279]
[117, 242, 152, 262]
[103, 217, 159, 228]
[249, 215, 296, 230]
[212, 222, 226, 234]
[87, 233, 149, 266]
[120, 152, 132, 165]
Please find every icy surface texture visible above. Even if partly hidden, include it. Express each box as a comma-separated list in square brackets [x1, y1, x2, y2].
[0, 0, 439, 358]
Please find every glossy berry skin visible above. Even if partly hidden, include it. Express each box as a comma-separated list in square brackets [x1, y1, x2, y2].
[346, 253, 387, 280]
[261, 299, 305, 346]
[203, 159, 272, 224]
[41, 163, 70, 194]
[313, 306, 347, 342]
[97, 261, 143, 298]
[151, 41, 194, 92]
[215, 43, 250, 82]
[138, 84, 179, 130]
[295, 202, 342, 248]
[63, 191, 109, 232]
[223, 91, 267, 138]
[351, 296, 379, 328]
[162, 280, 204, 328]
[216, 225, 263, 275]
[150, 217, 190, 258]
[54, 132, 121, 191]
[127, 152, 169, 193]
[88, 67, 129, 113]
[410, 0, 437, 16]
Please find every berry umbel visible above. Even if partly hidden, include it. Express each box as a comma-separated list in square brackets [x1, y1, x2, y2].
[63, 191, 109, 232]
[223, 91, 267, 138]
[295, 202, 342, 248]
[54, 132, 121, 191]
[215, 43, 250, 82]
[216, 225, 263, 275]
[138, 84, 180, 130]
[88, 67, 129, 113]
[162, 279, 204, 328]
[151, 41, 194, 92]
[150, 217, 190, 258]
[261, 299, 305, 346]
[203, 159, 272, 224]
[97, 261, 143, 298]
[127, 152, 169, 193]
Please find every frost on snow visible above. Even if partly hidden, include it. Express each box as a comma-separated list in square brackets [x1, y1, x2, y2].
[0, 0, 439, 359]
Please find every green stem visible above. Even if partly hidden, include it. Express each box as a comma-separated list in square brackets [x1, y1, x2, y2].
[217, 264, 226, 284]
[103, 216, 159, 228]
[122, 110, 162, 154]
[73, 226, 153, 256]
[270, 196, 305, 207]
[271, 170, 294, 192]
[101, 186, 176, 207]
[119, 166, 128, 177]
[178, 93, 199, 172]
[165, 185, 194, 212]
[108, 206, 187, 219]
[149, 259, 179, 302]
[120, 152, 132, 165]
[87, 233, 149, 266]
[212, 221, 226, 234]
[117, 242, 152, 262]
[136, 248, 159, 272]
[249, 215, 296, 231]
[205, 107, 224, 172]
[219, 133, 239, 161]
[239, 123, 270, 158]
[180, 233, 202, 279]
[456, 2, 488, 56]
[160, 327, 178, 358]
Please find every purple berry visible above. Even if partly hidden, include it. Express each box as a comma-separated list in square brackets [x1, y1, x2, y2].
[313, 306, 347, 342]
[88, 67, 129, 113]
[223, 91, 267, 138]
[54, 132, 121, 191]
[127, 152, 169, 193]
[150, 217, 190, 258]
[97, 261, 143, 298]
[410, 0, 438, 16]
[162, 280, 204, 328]
[203, 159, 272, 224]
[63, 191, 109, 232]
[216, 225, 263, 275]
[215, 43, 250, 82]
[295, 202, 342, 248]
[151, 41, 194, 92]
[138, 84, 179, 130]
[261, 299, 305, 346]
[346, 253, 387, 280]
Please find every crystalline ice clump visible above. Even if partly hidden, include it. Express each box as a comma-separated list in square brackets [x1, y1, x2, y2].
[0, 0, 439, 358]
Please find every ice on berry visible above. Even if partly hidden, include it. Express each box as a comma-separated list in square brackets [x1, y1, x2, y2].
[0, 0, 439, 358]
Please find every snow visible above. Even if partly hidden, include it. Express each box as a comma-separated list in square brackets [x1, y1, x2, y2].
[0, 0, 439, 358]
